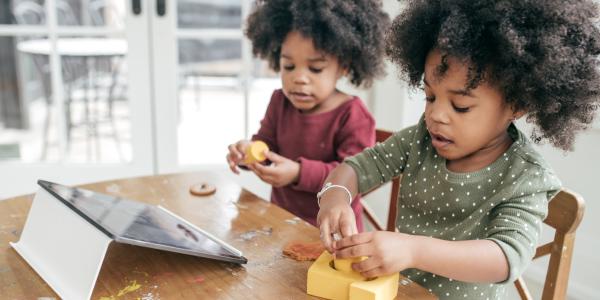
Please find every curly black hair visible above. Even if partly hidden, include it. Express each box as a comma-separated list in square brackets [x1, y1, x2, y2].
[386, 0, 600, 151]
[245, 0, 390, 88]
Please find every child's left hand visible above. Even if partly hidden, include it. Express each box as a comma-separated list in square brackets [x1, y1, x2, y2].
[333, 231, 417, 278]
[247, 150, 300, 187]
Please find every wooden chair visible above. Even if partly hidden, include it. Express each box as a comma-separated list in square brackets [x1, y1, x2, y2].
[514, 189, 585, 300]
[361, 129, 401, 232]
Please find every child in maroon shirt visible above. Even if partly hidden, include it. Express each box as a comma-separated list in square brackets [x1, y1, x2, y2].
[226, 0, 390, 231]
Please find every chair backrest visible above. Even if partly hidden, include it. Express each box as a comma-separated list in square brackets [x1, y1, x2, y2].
[514, 189, 585, 300]
[362, 129, 401, 232]
[13, 1, 45, 25]
[13, 1, 78, 26]
[55, 0, 79, 26]
[89, 0, 124, 28]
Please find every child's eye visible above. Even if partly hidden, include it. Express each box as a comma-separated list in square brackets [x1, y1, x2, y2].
[309, 67, 323, 73]
[424, 96, 435, 102]
[283, 65, 294, 71]
[452, 104, 470, 113]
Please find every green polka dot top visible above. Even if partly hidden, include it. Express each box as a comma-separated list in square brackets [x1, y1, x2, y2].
[345, 116, 561, 300]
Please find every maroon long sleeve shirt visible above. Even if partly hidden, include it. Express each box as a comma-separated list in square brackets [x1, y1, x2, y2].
[252, 89, 375, 231]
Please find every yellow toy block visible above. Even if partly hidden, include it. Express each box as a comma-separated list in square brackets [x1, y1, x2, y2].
[307, 251, 399, 300]
[349, 273, 400, 300]
[307, 251, 364, 300]
[244, 140, 269, 164]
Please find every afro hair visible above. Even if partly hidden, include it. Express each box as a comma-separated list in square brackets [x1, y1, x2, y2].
[386, 0, 600, 151]
[245, 0, 390, 88]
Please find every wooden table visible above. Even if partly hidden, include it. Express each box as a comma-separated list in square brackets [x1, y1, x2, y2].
[0, 172, 436, 299]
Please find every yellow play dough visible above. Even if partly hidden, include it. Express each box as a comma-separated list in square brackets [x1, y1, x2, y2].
[334, 256, 367, 273]
[244, 140, 269, 164]
[307, 251, 399, 300]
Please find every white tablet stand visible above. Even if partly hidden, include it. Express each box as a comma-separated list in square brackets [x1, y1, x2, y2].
[10, 188, 113, 300]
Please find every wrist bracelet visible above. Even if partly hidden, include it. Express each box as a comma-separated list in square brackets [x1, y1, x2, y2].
[317, 182, 353, 207]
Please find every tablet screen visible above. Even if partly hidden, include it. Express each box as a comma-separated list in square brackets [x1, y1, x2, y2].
[38, 180, 247, 264]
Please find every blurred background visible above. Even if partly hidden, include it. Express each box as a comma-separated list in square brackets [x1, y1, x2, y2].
[0, 1, 598, 299]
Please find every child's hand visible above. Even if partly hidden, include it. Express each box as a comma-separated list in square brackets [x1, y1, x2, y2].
[226, 140, 251, 174]
[317, 195, 357, 253]
[247, 150, 299, 187]
[333, 231, 417, 278]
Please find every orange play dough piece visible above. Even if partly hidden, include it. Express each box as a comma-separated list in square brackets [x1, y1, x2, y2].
[283, 241, 326, 261]
[244, 140, 269, 164]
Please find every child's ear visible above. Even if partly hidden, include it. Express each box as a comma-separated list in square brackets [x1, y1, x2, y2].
[512, 110, 526, 121]
[338, 66, 350, 79]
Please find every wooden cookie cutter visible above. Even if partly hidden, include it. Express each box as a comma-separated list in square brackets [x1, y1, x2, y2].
[189, 183, 217, 196]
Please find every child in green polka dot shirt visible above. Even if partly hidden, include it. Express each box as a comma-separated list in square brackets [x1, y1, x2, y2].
[316, 1, 600, 299]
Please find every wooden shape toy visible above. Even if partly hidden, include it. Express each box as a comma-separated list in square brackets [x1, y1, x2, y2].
[307, 251, 399, 300]
[189, 183, 217, 196]
[243, 140, 269, 164]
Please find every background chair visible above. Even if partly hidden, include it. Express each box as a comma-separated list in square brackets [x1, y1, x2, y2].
[55, 0, 79, 26]
[89, 0, 124, 28]
[362, 129, 401, 232]
[12, 1, 45, 25]
[13, 1, 55, 160]
[13, 0, 84, 160]
[13, 0, 126, 161]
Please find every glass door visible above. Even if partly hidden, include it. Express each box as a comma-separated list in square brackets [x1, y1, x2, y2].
[150, 0, 280, 173]
[0, 0, 154, 198]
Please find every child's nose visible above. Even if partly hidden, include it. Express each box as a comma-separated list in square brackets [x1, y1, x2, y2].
[293, 72, 310, 84]
[427, 101, 451, 124]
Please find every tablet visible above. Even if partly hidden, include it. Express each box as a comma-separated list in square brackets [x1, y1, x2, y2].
[37, 180, 247, 264]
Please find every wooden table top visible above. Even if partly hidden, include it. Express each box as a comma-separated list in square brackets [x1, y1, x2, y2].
[0, 172, 436, 299]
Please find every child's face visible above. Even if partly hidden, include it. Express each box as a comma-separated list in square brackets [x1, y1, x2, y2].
[279, 31, 346, 113]
[423, 49, 517, 165]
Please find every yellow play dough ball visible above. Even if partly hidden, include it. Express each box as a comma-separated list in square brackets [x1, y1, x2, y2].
[244, 140, 269, 164]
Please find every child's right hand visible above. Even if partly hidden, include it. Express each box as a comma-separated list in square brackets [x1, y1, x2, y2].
[226, 140, 251, 174]
[317, 193, 357, 253]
